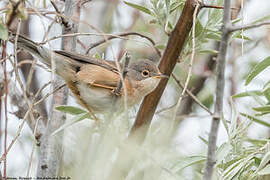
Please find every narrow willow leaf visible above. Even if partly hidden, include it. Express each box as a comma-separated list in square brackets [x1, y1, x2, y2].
[245, 138, 269, 146]
[170, 2, 184, 14]
[155, 44, 165, 50]
[240, 113, 270, 128]
[232, 91, 263, 98]
[165, 0, 170, 13]
[232, 32, 252, 41]
[195, 20, 203, 37]
[253, 105, 270, 113]
[258, 151, 270, 170]
[198, 136, 208, 145]
[216, 143, 232, 165]
[43, 0, 47, 8]
[245, 56, 270, 85]
[263, 84, 270, 101]
[199, 49, 219, 54]
[258, 164, 270, 175]
[124, 1, 151, 15]
[205, 32, 221, 41]
[172, 156, 206, 173]
[222, 156, 253, 180]
[222, 158, 245, 179]
[232, 18, 242, 24]
[51, 113, 91, 136]
[0, 23, 8, 41]
[55, 105, 87, 115]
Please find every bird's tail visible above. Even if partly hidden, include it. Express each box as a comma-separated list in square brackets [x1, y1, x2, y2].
[13, 33, 79, 81]
[15, 34, 53, 67]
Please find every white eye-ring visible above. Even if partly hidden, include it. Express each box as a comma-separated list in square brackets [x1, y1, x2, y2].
[141, 70, 150, 77]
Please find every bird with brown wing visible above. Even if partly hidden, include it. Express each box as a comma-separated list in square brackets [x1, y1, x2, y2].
[12, 34, 167, 117]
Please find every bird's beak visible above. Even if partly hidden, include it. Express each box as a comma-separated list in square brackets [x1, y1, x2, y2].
[152, 73, 169, 79]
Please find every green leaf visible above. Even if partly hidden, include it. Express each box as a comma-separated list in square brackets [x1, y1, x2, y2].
[245, 138, 269, 147]
[253, 105, 270, 113]
[43, 0, 47, 8]
[258, 151, 270, 170]
[172, 156, 206, 173]
[199, 49, 219, 54]
[222, 156, 253, 180]
[124, 1, 151, 15]
[258, 164, 270, 175]
[232, 32, 252, 41]
[169, 2, 184, 14]
[155, 44, 165, 50]
[232, 18, 242, 24]
[55, 105, 87, 115]
[232, 91, 263, 98]
[245, 56, 270, 85]
[51, 113, 91, 136]
[240, 113, 270, 128]
[263, 82, 270, 102]
[195, 20, 203, 37]
[198, 136, 208, 145]
[0, 23, 8, 41]
[216, 143, 232, 165]
[205, 32, 221, 41]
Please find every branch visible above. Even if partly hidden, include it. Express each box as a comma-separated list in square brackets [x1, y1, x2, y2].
[202, 4, 239, 10]
[203, 0, 231, 179]
[6, 1, 21, 27]
[229, 21, 270, 32]
[130, 0, 202, 143]
[113, 53, 130, 96]
[50, 0, 70, 28]
[85, 32, 161, 56]
[171, 74, 213, 115]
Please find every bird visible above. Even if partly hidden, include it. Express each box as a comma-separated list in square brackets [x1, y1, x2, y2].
[13, 34, 167, 117]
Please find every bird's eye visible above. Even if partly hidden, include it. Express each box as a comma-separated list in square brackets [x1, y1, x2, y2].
[141, 70, 150, 77]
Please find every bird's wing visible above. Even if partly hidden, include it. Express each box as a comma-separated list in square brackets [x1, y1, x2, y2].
[55, 50, 119, 73]
[76, 64, 120, 90]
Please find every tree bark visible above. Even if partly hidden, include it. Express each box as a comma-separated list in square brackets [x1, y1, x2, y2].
[37, 0, 81, 177]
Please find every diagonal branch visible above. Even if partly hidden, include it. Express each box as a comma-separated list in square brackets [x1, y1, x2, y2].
[130, 0, 202, 143]
[172, 74, 213, 115]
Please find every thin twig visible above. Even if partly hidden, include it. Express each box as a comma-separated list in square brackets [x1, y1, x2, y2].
[26, 116, 41, 177]
[2, 40, 8, 180]
[203, 0, 231, 179]
[16, 59, 48, 70]
[113, 53, 130, 96]
[171, 3, 200, 133]
[50, 0, 70, 28]
[202, 4, 239, 10]
[0, 104, 33, 163]
[39, 32, 156, 53]
[6, 1, 21, 27]
[172, 74, 213, 115]
[85, 32, 161, 57]
[26, 59, 37, 94]
[34, 84, 66, 106]
[229, 21, 270, 32]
